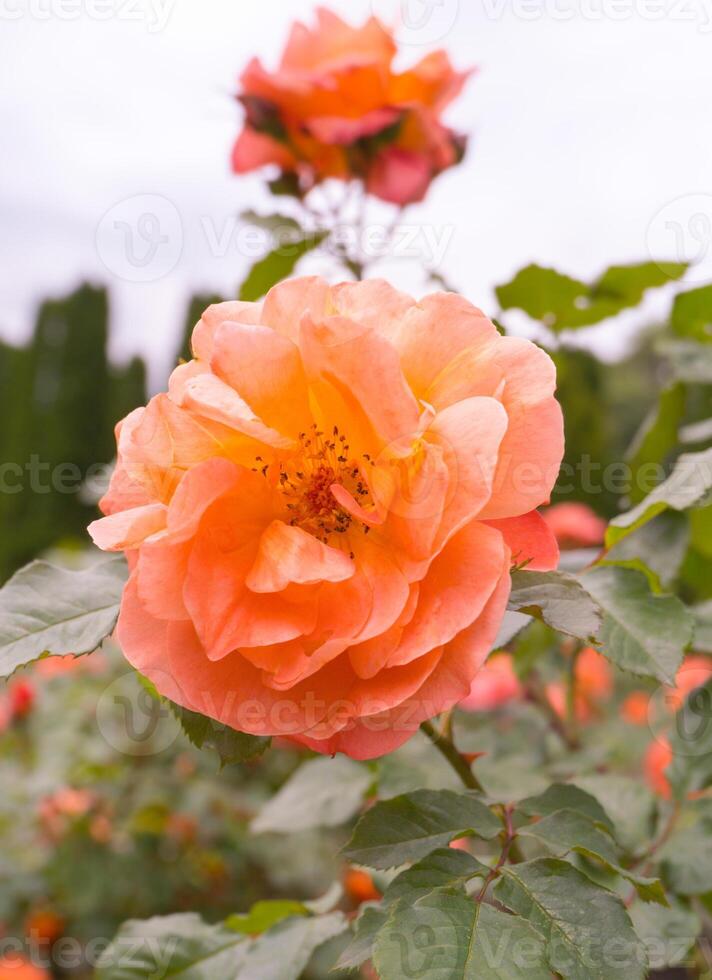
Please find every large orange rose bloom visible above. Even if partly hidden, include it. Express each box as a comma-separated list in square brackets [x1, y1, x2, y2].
[89, 278, 563, 759]
[232, 8, 472, 204]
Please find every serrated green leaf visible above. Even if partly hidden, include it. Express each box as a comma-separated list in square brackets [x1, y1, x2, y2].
[343, 790, 501, 870]
[496, 262, 687, 332]
[170, 703, 270, 767]
[608, 447, 712, 546]
[251, 756, 370, 833]
[518, 783, 615, 832]
[508, 570, 601, 641]
[374, 889, 551, 979]
[238, 234, 327, 301]
[336, 905, 387, 970]
[582, 565, 693, 684]
[383, 848, 489, 908]
[572, 775, 657, 853]
[0, 557, 127, 678]
[517, 809, 666, 905]
[494, 859, 646, 980]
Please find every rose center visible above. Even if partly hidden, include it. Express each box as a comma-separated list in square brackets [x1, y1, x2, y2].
[272, 424, 373, 546]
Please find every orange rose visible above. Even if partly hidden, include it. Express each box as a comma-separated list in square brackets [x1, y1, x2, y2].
[0, 957, 50, 980]
[542, 502, 606, 550]
[344, 868, 381, 904]
[232, 8, 472, 204]
[644, 738, 673, 799]
[89, 277, 563, 759]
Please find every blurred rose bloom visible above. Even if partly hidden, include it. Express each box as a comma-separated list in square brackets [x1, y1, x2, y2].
[459, 653, 522, 712]
[542, 502, 606, 550]
[232, 7, 473, 204]
[546, 646, 612, 722]
[90, 277, 563, 759]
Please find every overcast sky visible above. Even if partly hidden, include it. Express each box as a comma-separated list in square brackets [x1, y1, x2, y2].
[2, 0, 712, 385]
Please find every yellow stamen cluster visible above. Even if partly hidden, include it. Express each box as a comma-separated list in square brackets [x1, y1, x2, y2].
[254, 424, 375, 549]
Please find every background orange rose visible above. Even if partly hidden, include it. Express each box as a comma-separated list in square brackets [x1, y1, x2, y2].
[233, 8, 473, 204]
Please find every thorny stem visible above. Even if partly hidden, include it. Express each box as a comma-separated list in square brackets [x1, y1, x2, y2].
[420, 719, 484, 793]
[476, 805, 517, 902]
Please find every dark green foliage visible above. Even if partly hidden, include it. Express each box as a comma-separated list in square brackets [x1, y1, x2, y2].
[0, 285, 148, 580]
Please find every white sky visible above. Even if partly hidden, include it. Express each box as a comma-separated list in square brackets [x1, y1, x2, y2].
[2, 0, 712, 386]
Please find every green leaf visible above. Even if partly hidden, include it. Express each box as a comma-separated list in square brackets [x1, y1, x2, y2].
[494, 859, 646, 980]
[604, 511, 690, 590]
[495, 264, 589, 329]
[629, 900, 701, 970]
[517, 809, 666, 905]
[234, 912, 346, 980]
[96, 913, 246, 979]
[239, 209, 302, 234]
[251, 756, 371, 833]
[659, 801, 712, 895]
[342, 790, 501, 870]
[671, 284, 712, 341]
[607, 446, 712, 546]
[0, 557, 127, 679]
[518, 783, 615, 833]
[336, 905, 387, 971]
[582, 565, 693, 684]
[666, 678, 712, 799]
[238, 233, 327, 302]
[625, 383, 686, 505]
[496, 262, 687, 332]
[374, 890, 552, 979]
[98, 910, 347, 980]
[226, 901, 308, 935]
[383, 848, 489, 908]
[508, 570, 601, 641]
[572, 775, 657, 854]
[170, 703, 270, 767]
